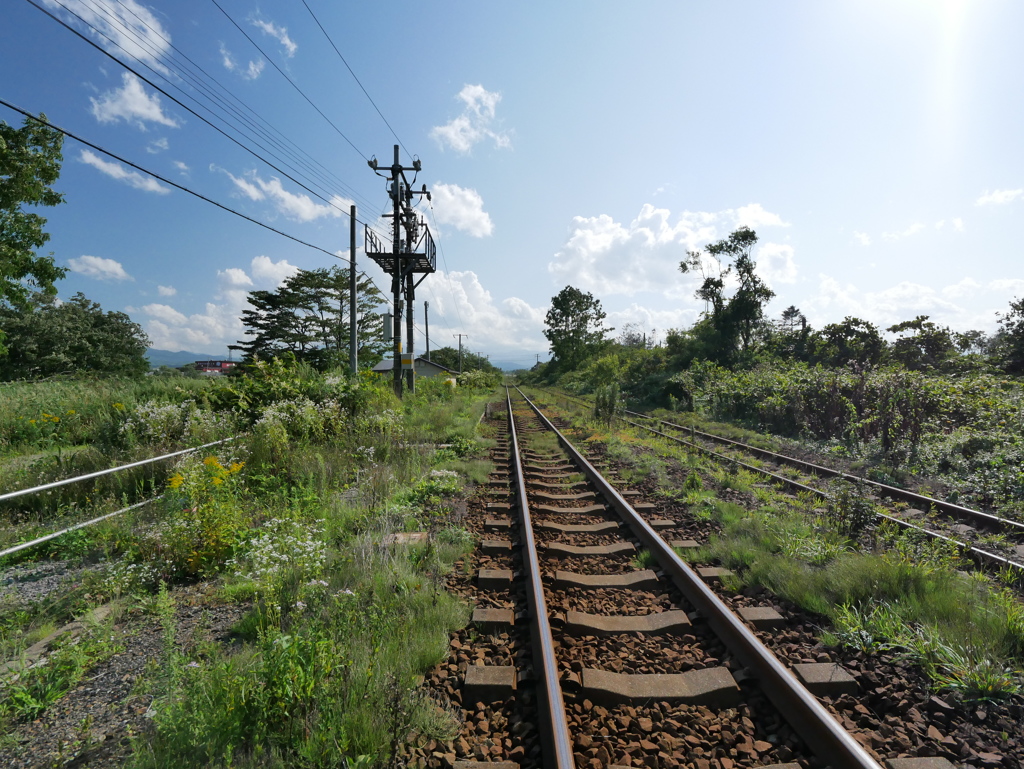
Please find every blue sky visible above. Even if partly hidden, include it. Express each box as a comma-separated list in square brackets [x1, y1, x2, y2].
[3, 0, 1023, 367]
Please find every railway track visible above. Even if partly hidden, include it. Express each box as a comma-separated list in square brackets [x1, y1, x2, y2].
[448, 387, 884, 769]
[535, 387, 1024, 575]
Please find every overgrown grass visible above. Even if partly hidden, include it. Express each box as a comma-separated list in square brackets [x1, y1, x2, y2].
[3, 363, 500, 766]
[701, 499, 1024, 701]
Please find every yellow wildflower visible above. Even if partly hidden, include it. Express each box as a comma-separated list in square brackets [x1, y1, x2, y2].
[113, 403, 125, 411]
[212, 477, 224, 486]
[203, 456, 222, 468]
[29, 419, 36, 425]
[169, 473, 185, 489]
[228, 461, 245, 474]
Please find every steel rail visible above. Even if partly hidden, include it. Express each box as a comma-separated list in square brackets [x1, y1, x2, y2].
[623, 417, 1024, 572]
[517, 387, 885, 769]
[504, 388, 576, 769]
[0, 437, 236, 504]
[0, 497, 161, 560]
[625, 409, 1024, 537]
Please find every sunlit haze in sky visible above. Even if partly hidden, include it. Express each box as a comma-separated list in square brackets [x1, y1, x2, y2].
[3, 0, 1023, 367]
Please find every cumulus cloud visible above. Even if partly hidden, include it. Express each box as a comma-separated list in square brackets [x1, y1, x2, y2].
[90, 73, 178, 130]
[756, 243, 797, 285]
[431, 183, 493, 237]
[173, 160, 190, 175]
[218, 167, 349, 222]
[803, 275, 1024, 333]
[881, 222, 925, 241]
[547, 202, 791, 297]
[141, 256, 299, 352]
[976, 189, 1023, 206]
[250, 17, 297, 57]
[251, 254, 299, 285]
[147, 138, 169, 154]
[419, 270, 546, 353]
[44, 0, 171, 73]
[952, 217, 964, 232]
[157, 285, 177, 296]
[68, 255, 133, 281]
[219, 43, 265, 80]
[853, 231, 871, 246]
[430, 85, 511, 154]
[80, 150, 169, 194]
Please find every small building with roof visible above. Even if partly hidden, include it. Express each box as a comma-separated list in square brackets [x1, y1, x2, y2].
[371, 357, 458, 383]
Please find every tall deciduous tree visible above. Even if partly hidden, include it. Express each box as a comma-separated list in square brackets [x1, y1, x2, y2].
[0, 292, 150, 380]
[679, 227, 775, 364]
[812, 316, 886, 367]
[0, 114, 67, 354]
[994, 297, 1024, 374]
[543, 286, 612, 372]
[231, 266, 387, 368]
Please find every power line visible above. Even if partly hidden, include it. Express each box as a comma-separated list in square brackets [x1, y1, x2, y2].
[0, 101, 339, 259]
[209, 0, 367, 161]
[103, 0, 376, 214]
[27, 0, 389, 239]
[298, 0, 407, 155]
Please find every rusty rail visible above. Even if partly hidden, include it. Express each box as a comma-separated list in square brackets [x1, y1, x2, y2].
[504, 388, 576, 769]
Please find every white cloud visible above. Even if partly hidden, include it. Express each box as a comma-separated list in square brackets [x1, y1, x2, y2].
[219, 43, 264, 80]
[68, 255, 133, 281]
[173, 160, 190, 175]
[251, 18, 297, 57]
[853, 231, 872, 246]
[941, 277, 980, 299]
[90, 73, 178, 130]
[250, 254, 299, 286]
[547, 202, 790, 297]
[147, 138, 169, 154]
[804, 275, 1024, 333]
[735, 203, 789, 229]
[141, 303, 188, 325]
[952, 217, 964, 232]
[881, 222, 925, 241]
[756, 243, 797, 285]
[975, 189, 1023, 206]
[157, 285, 177, 296]
[44, 0, 171, 73]
[141, 256, 299, 352]
[431, 183, 493, 237]
[430, 84, 511, 154]
[80, 149, 169, 194]
[218, 267, 254, 288]
[420, 270, 546, 353]
[218, 167, 349, 222]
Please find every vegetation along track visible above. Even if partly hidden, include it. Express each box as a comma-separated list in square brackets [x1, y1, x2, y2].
[550, 387, 1024, 576]
[447, 386, 884, 768]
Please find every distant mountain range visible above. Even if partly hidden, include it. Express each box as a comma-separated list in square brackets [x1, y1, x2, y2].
[146, 349, 230, 368]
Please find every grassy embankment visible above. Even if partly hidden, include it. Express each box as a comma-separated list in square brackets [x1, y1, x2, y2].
[1, 363, 497, 767]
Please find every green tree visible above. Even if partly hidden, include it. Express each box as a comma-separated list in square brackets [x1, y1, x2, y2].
[812, 316, 886, 368]
[427, 346, 498, 374]
[0, 292, 150, 379]
[0, 114, 67, 353]
[679, 227, 775, 364]
[232, 266, 386, 369]
[993, 297, 1024, 374]
[885, 315, 957, 371]
[543, 286, 612, 373]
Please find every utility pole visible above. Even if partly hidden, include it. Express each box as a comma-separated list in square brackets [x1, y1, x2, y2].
[454, 333, 467, 373]
[365, 145, 434, 397]
[424, 301, 430, 361]
[349, 204, 357, 374]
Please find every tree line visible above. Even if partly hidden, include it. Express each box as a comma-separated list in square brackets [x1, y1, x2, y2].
[538, 226, 1024, 383]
